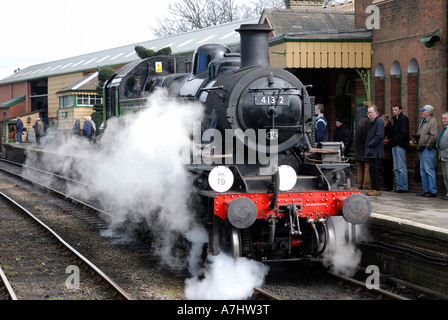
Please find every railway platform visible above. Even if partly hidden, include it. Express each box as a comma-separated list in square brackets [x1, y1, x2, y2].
[361, 190, 448, 296]
[366, 190, 448, 241]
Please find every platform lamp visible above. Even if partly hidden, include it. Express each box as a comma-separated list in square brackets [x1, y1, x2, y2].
[420, 29, 440, 48]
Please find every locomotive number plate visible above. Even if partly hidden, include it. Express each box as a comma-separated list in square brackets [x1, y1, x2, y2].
[254, 94, 290, 106]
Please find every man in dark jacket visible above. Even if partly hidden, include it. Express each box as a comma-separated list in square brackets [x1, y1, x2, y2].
[355, 114, 371, 189]
[390, 104, 410, 192]
[73, 116, 81, 136]
[333, 117, 352, 158]
[365, 105, 384, 196]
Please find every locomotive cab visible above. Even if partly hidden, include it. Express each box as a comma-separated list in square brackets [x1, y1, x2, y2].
[103, 55, 192, 120]
[178, 44, 234, 99]
[191, 44, 232, 76]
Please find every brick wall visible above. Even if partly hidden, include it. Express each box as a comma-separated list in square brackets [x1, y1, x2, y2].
[0, 82, 31, 119]
[389, 76, 401, 109]
[374, 77, 385, 114]
[407, 73, 419, 134]
[368, 0, 447, 114]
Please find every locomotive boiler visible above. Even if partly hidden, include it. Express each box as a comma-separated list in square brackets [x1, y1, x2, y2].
[103, 24, 371, 262]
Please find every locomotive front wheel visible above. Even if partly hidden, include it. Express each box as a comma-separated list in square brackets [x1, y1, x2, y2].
[218, 219, 242, 259]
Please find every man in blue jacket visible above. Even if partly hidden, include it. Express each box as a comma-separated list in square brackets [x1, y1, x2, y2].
[365, 105, 384, 196]
[315, 103, 329, 144]
[82, 117, 93, 141]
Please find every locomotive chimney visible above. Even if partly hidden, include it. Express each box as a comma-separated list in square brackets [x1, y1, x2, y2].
[236, 24, 273, 69]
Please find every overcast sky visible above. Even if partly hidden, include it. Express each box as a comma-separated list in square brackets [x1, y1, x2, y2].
[0, 0, 179, 80]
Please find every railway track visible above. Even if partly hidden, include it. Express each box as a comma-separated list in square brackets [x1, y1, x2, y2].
[0, 190, 131, 300]
[0, 266, 17, 300]
[0, 157, 187, 299]
[328, 271, 409, 300]
[252, 286, 282, 300]
[0, 157, 122, 224]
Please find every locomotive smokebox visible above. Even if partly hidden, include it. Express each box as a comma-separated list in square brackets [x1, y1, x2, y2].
[236, 24, 273, 69]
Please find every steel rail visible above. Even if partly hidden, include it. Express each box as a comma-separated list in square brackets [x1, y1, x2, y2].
[0, 191, 131, 300]
[0, 266, 18, 300]
[0, 164, 124, 223]
[329, 271, 410, 300]
[0, 157, 90, 187]
[253, 286, 282, 300]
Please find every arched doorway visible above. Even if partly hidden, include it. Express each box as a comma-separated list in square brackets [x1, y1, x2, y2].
[407, 58, 419, 134]
[334, 72, 353, 125]
[390, 61, 402, 112]
[374, 63, 385, 114]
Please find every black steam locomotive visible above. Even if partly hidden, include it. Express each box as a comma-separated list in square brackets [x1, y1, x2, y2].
[103, 24, 371, 261]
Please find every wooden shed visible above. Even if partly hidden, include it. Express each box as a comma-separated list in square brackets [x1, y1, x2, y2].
[1, 110, 43, 144]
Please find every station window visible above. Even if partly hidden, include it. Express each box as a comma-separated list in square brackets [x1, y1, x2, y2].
[372, 0, 394, 4]
[76, 94, 102, 106]
[59, 95, 74, 108]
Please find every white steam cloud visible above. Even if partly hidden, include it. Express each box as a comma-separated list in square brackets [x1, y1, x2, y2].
[184, 226, 269, 300]
[185, 253, 270, 300]
[24, 89, 203, 269]
[24, 88, 269, 299]
[322, 217, 364, 277]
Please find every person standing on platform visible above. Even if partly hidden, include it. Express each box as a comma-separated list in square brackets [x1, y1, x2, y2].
[315, 103, 329, 143]
[16, 117, 23, 144]
[37, 118, 45, 148]
[416, 105, 439, 197]
[82, 116, 93, 141]
[364, 105, 384, 196]
[381, 115, 394, 191]
[33, 119, 40, 146]
[390, 104, 410, 193]
[73, 116, 80, 136]
[89, 116, 96, 142]
[333, 117, 352, 158]
[355, 113, 371, 189]
[436, 111, 448, 200]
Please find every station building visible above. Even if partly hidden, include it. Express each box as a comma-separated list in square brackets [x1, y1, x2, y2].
[0, 16, 258, 142]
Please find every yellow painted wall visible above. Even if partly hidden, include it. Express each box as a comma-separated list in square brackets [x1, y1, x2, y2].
[49, 65, 123, 124]
[269, 42, 287, 69]
[47, 72, 84, 120]
[269, 41, 371, 69]
[19, 113, 41, 134]
[5, 112, 41, 143]
[57, 107, 93, 131]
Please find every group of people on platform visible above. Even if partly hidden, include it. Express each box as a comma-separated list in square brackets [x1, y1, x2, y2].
[11, 117, 47, 148]
[314, 103, 448, 200]
[73, 115, 96, 142]
[11, 114, 95, 147]
[32, 118, 47, 148]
